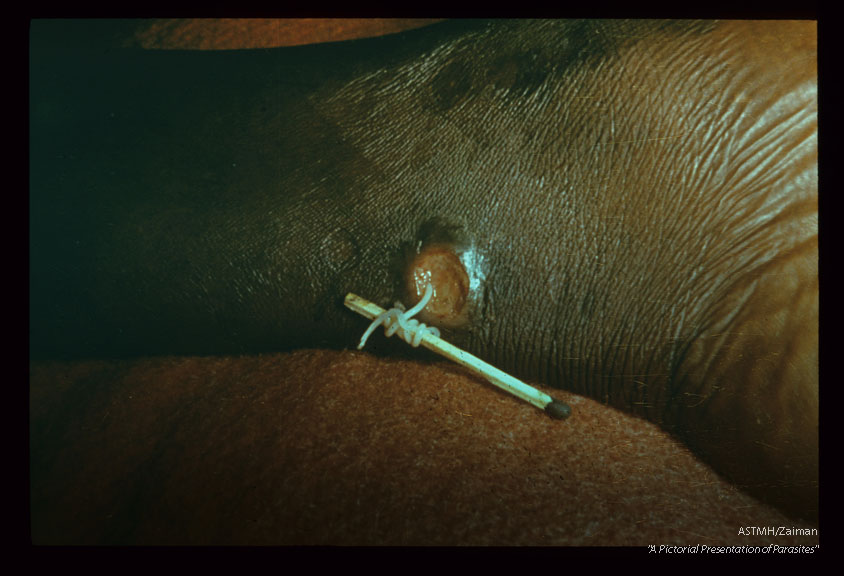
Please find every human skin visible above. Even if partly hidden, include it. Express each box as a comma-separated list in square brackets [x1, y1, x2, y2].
[29, 19, 817, 520]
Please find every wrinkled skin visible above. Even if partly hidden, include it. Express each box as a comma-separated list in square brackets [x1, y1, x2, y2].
[30, 20, 817, 520]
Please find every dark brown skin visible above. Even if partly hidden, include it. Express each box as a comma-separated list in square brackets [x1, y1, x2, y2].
[30, 20, 817, 520]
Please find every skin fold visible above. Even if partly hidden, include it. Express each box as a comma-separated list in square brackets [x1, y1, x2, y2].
[30, 19, 817, 521]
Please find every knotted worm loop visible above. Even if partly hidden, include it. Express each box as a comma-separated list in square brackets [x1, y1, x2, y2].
[357, 283, 440, 349]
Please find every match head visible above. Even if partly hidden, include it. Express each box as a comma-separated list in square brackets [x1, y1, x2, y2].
[544, 399, 572, 420]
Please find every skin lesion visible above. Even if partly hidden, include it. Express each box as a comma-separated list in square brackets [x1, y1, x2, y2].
[405, 244, 471, 329]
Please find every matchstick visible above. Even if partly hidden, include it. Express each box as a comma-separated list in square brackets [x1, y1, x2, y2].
[344, 292, 571, 420]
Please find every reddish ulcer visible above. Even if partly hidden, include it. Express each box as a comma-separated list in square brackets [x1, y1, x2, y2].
[409, 248, 469, 319]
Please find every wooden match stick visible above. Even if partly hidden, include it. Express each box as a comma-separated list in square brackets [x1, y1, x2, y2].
[344, 292, 571, 420]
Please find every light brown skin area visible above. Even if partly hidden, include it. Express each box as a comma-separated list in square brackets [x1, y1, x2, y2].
[128, 18, 445, 50]
[30, 20, 817, 522]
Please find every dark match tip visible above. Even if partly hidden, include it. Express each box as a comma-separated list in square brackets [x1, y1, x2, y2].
[545, 399, 571, 420]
